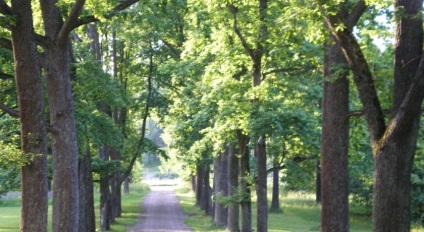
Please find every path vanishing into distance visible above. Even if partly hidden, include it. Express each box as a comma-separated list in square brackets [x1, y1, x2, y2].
[128, 173, 193, 232]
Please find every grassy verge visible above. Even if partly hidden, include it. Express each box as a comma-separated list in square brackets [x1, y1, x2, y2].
[0, 183, 148, 232]
[0, 197, 22, 232]
[96, 183, 149, 232]
[176, 186, 225, 232]
[175, 185, 376, 232]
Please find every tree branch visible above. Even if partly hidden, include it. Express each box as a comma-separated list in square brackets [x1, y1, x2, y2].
[105, 0, 139, 19]
[346, 0, 367, 29]
[348, 109, 392, 117]
[161, 39, 181, 59]
[325, 13, 386, 143]
[383, 55, 424, 143]
[64, 0, 139, 32]
[0, 30, 48, 49]
[120, 49, 153, 184]
[58, 0, 86, 43]
[74, 15, 98, 29]
[7, 130, 20, 136]
[34, 34, 49, 47]
[0, 0, 11, 15]
[228, 4, 254, 59]
[266, 165, 285, 175]
[265, 154, 318, 174]
[0, 103, 19, 117]
[233, 65, 248, 81]
[262, 65, 316, 79]
[0, 72, 13, 80]
[0, 38, 12, 50]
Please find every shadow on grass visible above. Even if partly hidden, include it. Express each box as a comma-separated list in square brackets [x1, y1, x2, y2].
[175, 187, 377, 232]
[107, 184, 150, 232]
[0, 183, 148, 232]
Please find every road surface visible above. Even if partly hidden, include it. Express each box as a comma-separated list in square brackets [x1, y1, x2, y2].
[128, 177, 192, 232]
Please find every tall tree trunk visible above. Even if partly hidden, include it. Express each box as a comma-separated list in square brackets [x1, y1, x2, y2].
[110, 147, 122, 218]
[196, 162, 204, 207]
[123, 177, 130, 194]
[324, 1, 424, 231]
[99, 146, 112, 231]
[87, 22, 115, 229]
[320, 40, 350, 232]
[109, 30, 122, 219]
[203, 163, 213, 215]
[39, 1, 80, 229]
[191, 175, 197, 193]
[270, 159, 280, 211]
[237, 131, 252, 232]
[78, 142, 95, 232]
[10, 1, 48, 231]
[87, 23, 101, 60]
[372, 1, 423, 231]
[255, 136, 267, 232]
[43, 39, 80, 232]
[227, 144, 240, 231]
[230, 0, 267, 229]
[212, 157, 217, 222]
[315, 160, 321, 203]
[213, 150, 228, 227]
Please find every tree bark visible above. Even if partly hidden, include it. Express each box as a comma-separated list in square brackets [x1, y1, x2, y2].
[227, 144, 240, 231]
[324, 1, 424, 231]
[99, 146, 112, 231]
[320, 39, 350, 232]
[237, 131, 252, 232]
[110, 147, 122, 218]
[87, 22, 115, 230]
[372, 1, 423, 231]
[270, 158, 280, 211]
[110, 33, 127, 217]
[39, 1, 80, 230]
[191, 175, 196, 192]
[255, 136, 267, 232]
[203, 163, 213, 215]
[213, 150, 228, 227]
[9, 0, 48, 231]
[123, 177, 130, 194]
[196, 161, 204, 207]
[78, 143, 95, 232]
[230, 0, 267, 229]
[315, 160, 321, 203]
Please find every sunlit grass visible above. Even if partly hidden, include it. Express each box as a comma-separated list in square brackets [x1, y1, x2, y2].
[0, 206, 20, 232]
[176, 185, 376, 232]
[0, 183, 148, 232]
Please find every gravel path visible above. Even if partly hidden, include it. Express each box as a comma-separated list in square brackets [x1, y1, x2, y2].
[127, 178, 192, 232]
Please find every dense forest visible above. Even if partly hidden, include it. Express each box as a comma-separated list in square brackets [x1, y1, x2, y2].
[0, 0, 423, 231]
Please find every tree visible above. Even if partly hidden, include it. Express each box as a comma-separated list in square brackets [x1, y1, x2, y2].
[322, 0, 424, 231]
[0, 1, 49, 231]
[227, 144, 240, 231]
[213, 148, 228, 227]
[38, 2, 86, 230]
[321, 39, 350, 232]
[320, 1, 366, 230]
[227, 1, 269, 229]
[1, 1, 140, 230]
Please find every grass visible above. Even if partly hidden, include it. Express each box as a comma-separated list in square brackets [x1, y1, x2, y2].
[0, 183, 149, 232]
[176, 186, 225, 232]
[96, 183, 149, 232]
[177, 186, 421, 232]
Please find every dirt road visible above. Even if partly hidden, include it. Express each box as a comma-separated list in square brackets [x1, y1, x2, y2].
[127, 177, 192, 232]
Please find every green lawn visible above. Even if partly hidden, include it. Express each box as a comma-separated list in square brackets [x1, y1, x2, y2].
[0, 183, 148, 232]
[176, 186, 424, 232]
